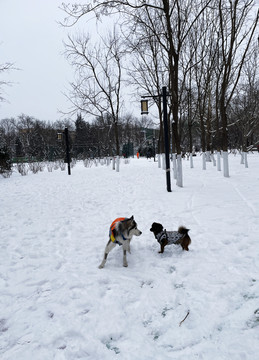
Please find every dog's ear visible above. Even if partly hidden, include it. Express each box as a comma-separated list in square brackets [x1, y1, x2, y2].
[130, 215, 134, 220]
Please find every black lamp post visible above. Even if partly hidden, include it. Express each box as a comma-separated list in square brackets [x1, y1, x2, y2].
[161, 87, 171, 192]
[64, 127, 71, 175]
[141, 86, 172, 192]
[57, 128, 71, 175]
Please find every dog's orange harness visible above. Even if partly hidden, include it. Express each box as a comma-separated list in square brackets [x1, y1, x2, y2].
[110, 217, 126, 242]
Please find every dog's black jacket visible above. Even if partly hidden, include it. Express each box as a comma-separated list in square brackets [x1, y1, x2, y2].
[155, 230, 185, 245]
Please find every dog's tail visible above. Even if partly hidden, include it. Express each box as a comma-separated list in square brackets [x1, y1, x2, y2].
[178, 226, 190, 235]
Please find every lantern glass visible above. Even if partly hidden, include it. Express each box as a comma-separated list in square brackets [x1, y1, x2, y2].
[141, 100, 148, 115]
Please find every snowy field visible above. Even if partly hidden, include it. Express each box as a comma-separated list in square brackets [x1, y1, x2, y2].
[1, 153, 259, 360]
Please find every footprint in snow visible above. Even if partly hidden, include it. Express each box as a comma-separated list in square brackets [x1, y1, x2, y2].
[0, 319, 8, 333]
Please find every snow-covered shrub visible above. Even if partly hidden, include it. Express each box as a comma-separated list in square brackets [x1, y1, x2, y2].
[39, 162, 45, 172]
[83, 159, 92, 167]
[59, 160, 66, 171]
[53, 161, 60, 170]
[1, 169, 12, 178]
[16, 163, 29, 176]
[71, 158, 77, 168]
[29, 162, 44, 174]
[47, 162, 54, 172]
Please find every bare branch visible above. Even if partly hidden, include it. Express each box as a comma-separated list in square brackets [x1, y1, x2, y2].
[179, 310, 190, 326]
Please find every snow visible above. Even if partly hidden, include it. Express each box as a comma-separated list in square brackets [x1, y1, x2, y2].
[1, 154, 259, 360]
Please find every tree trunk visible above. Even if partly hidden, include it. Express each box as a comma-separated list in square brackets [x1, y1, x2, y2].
[114, 121, 120, 156]
[220, 101, 230, 177]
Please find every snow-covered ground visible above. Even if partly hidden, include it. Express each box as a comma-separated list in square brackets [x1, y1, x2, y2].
[1, 154, 259, 360]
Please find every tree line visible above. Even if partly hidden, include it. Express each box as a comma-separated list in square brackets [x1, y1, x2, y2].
[1, 83, 258, 174]
[0, 113, 157, 176]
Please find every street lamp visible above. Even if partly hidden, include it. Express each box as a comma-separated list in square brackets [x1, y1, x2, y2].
[140, 86, 172, 192]
[141, 99, 149, 115]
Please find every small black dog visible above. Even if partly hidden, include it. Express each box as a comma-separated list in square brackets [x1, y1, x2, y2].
[150, 222, 191, 253]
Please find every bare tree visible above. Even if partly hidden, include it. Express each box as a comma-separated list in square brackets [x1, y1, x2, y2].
[61, 0, 213, 187]
[64, 27, 125, 156]
[217, 0, 259, 176]
[230, 41, 259, 157]
[124, 10, 169, 154]
[189, 3, 219, 168]
[0, 61, 15, 103]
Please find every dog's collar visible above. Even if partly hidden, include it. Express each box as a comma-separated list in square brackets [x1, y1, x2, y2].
[121, 232, 127, 241]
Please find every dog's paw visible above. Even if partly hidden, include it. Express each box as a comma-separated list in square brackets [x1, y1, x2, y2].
[123, 263, 128, 267]
[98, 263, 105, 269]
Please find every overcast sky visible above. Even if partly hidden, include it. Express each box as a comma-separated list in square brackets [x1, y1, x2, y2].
[0, 0, 84, 122]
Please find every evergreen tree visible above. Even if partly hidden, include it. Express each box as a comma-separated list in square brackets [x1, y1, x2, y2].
[74, 113, 88, 158]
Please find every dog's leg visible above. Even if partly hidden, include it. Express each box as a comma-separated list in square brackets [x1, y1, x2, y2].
[181, 236, 190, 251]
[123, 249, 128, 267]
[125, 239, 131, 254]
[98, 240, 116, 269]
[159, 244, 165, 253]
[158, 240, 167, 253]
[122, 240, 130, 267]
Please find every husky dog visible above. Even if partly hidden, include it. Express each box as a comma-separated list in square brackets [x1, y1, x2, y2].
[150, 222, 191, 253]
[99, 216, 142, 268]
